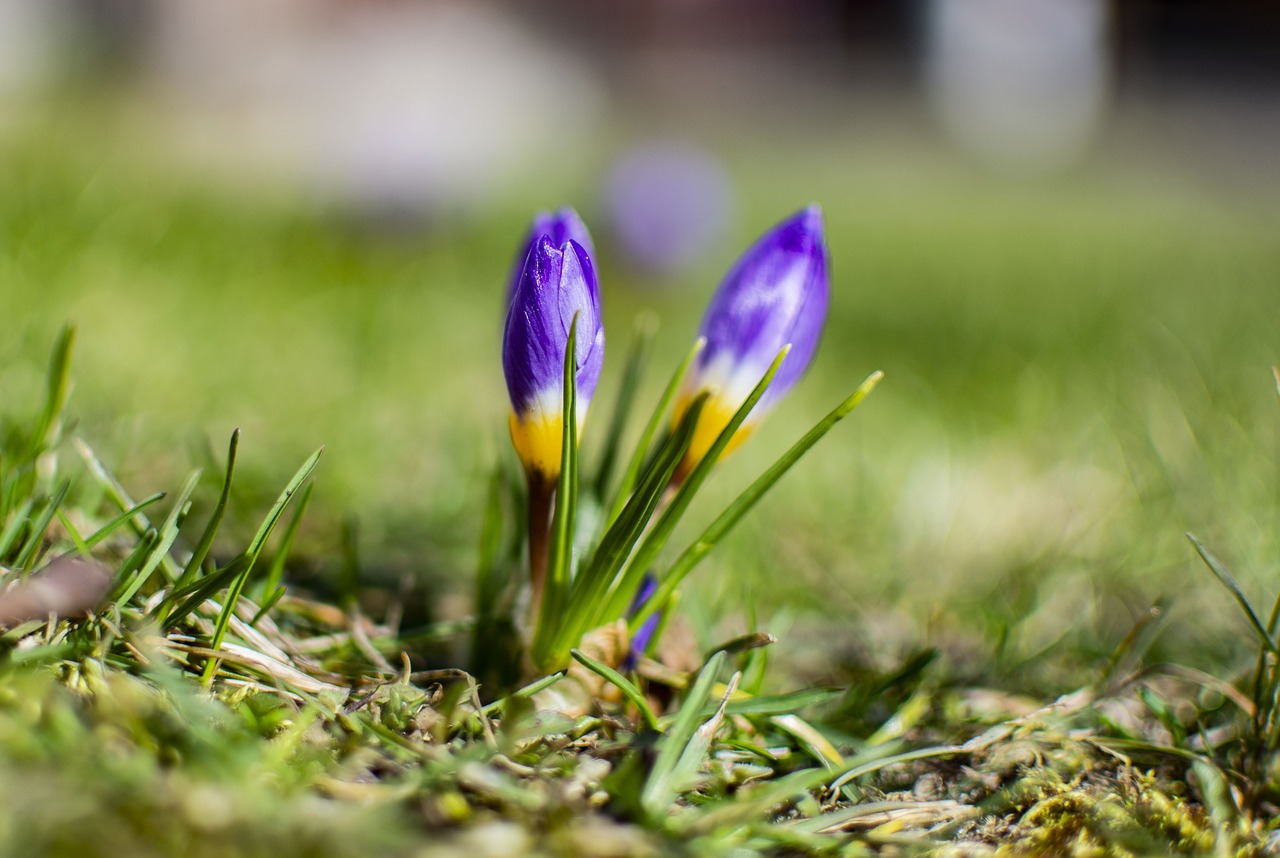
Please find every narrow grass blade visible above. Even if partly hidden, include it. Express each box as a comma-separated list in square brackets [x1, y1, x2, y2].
[159, 557, 247, 628]
[642, 650, 726, 815]
[244, 449, 324, 573]
[865, 685, 933, 747]
[257, 480, 312, 601]
[1138, 687, 1187, 746]
[605, 348, 791, 624]
[56, 510, 92, 559]
[31, 325, 75, 456]
[571, 648, 660, 731]
[481, 670, 567, 716]
[82, 492, 166, 550]
[774, 714, 846, 769]
[635, 371, 883, 628]
[338, 516, 360, 611]
[249, 585, 288, 627]
[177, 428, 240, 589]
[15, 479, 71, 572]
[1192, 759, 1238, 846]
[685, 766, 839, 834]
[0, 457, 14, 526]
[547, 396, 706, 665]
[705, 631, 777, 658]
[472, 466, 518, 686]
[474, 467, 508, 615]
[667, 671, 740, 796]
[112, 528, 158, 596]
[1188, 532, 1277, 655]
[76, 438, 182, 583]
[114, 469, 200, 605]
[605, 337, 704, 526]
[202, 446, 323, 682]
[785, 799, 976, 835]
[705, 687, 841, 718]
[0, 498, 33, 558]
[593, 315, 656, 500]
[828, 744, 966, 792]
[532, 319, 579, 667]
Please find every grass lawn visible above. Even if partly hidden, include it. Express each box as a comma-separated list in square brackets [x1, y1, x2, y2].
[1, 104, 1279, 855]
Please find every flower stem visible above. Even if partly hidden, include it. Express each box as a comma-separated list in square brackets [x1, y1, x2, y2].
[526, 473, 553, 617]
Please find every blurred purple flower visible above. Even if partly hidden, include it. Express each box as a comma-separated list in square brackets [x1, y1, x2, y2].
[507, 208, 595, 305]
[674, 206, 830, 474]
[503, 234, 605, 479]
[605, 141, 731, 273]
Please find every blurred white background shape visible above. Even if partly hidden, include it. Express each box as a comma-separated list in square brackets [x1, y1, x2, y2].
[0, 0, 63, 99]
[148, 0, 605, 214]
[925, 0, 1111, 175]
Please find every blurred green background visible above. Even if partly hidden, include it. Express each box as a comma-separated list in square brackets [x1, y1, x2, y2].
[2, 0, 1279, 689]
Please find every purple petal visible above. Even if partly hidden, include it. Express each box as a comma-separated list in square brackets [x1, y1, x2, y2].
[627, 572, 659, 617]
[694, 205, 829, 412]
[503, 235, 604, 417]
[507, 207, 595, 306]
[625, 613, 662, 670]
[624, 572, 662, 669]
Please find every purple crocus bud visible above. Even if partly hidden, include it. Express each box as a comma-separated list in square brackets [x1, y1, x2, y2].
[674, 206, 829, 474]
[624, 572, 661, 671]
[507, 208, 595, 305]
[503, 234, 605, 480]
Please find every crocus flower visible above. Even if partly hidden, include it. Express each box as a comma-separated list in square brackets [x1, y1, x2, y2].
[503, 234, 605, 481]
[673, 206, 829, 475]
[507, 208, 595, 306]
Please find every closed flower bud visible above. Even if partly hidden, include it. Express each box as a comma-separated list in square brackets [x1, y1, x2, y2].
[674, 206, 829, 473]
[503, 234, 605, 480]
[507, 208, 595, 305]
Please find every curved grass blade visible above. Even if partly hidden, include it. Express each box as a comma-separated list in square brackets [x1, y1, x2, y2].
[605, 337, 704, 526]
[642, 650, 726, 816]
[76, 438, 182, 583]
[159, 556, 247, 628]
[684, 766, 841, 834]
[112, 528, 158, 596]
[474, 467, 508, 616]
[701, 686, 841, 719]
[1188, 532, 1278, 655]
[0, 498, 33, 559]
[471, 466, 520, 687]
[827, 743, 967, 792]
[55, 509, 91, 559]
[15, 479, 71, 572]
[594, 315, 656, 500]
[571, 648, 660, 731]
[531, 319, 579, 668]
[113, 469, 200, 605]
[257, 479, 313, 602]
[705, 631, 777, 659]
[481, 670, 567, 716]
[546, 396, 706, 665]
[773, 713, 845, 769]
[177, 428, 240, 589]
[635, 370, 883, 627]
[249, 585, 288, 627]
[82, 492, 166, 550]
[666, 671, 741, 799]
[202, 446, 323, 683]
[603, 348, 791, 624]
[31, 325, 75, 457]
